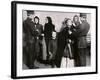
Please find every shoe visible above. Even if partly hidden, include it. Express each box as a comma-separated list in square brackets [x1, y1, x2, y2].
[28, 65, 39, 69]
[33, 66, 39, 69]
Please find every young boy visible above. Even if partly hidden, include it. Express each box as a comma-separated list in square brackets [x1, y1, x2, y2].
[48, 31, 57, 68]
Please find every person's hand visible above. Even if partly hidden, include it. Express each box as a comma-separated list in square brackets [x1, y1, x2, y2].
[79, 17, 82, 24]
[37, 37, 39, 39]
[72, 22, 76, 26]
[69, 39, 71, 43]
[41, 34, 44, 36]
[68, 30, 72, 34]
[36, 29, 39, 32]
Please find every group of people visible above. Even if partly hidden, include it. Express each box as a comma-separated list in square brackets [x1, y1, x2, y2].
[23, 10, 90, 69]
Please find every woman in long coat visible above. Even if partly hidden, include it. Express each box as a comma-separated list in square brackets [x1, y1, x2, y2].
[54, 18, 74, 68]
[44, 17, 55, 60]
[72, 15, 80, 67]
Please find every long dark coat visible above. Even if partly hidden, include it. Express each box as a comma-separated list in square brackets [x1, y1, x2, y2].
[23, 17, 35, 68]
[70, 21, 90, 48]
[54, 27, 69, 67]
[44, 23, 55, 59]
[32, 23, 43, 60]
[23, 17, 43, 68]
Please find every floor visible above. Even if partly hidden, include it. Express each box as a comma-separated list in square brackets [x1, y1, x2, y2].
[23, 53, 91, 69]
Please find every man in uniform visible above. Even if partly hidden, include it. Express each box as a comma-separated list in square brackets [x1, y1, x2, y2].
[70, 13, 90, 66]
[23, 10, 38, 69]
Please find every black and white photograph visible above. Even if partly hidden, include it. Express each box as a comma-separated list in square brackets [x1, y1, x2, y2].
[22, 10, 91, 69]
[11, 1, 97, 79]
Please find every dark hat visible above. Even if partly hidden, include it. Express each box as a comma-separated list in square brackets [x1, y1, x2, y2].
[27, 10, 34, 16]
[80, 13, 87, 18]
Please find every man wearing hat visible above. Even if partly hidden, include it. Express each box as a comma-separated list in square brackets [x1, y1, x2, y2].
[69, 13, 90, 66]
[23, 10, 39, 69]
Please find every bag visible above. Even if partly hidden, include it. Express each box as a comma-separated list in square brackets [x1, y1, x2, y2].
[63, 43, 74, 59]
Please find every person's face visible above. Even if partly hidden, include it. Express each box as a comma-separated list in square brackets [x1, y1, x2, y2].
[80, 17, 86, 22]
[34, 18, 39, 24]
[45, 18, 48, 23]
[74, 17, 78, 22]
[67, 19, 72, 27]
[29, 14, 34, 19]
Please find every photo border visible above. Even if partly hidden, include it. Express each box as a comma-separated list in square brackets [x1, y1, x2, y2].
[11, 1, 98, 79]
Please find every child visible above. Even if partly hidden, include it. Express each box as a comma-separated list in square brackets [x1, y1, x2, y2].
[48, 31, 57, 68]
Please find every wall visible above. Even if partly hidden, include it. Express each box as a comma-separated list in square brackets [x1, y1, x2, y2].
[23, 10, 91, 32]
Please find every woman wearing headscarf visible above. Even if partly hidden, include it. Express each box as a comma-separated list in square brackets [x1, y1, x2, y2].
[54, 18, 74, 67]
[72, 15, 81, 67]
[32, 16, 43, 65]
[44, 17, 55, 60]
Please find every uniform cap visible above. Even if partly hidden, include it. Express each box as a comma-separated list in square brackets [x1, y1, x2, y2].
[80, 13, 87, 18]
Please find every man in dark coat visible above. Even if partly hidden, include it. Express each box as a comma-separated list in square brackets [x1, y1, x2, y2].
[69, 13, 90, 66]
[23, 10, 40, 69]
[23, 10, 34, 69]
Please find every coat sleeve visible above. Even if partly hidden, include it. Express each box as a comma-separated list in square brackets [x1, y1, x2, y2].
[69, 25, 83, 39]
[43, 24, 46, 34]
[41, 24, 44, 34]
[23, 21, 27, 33]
